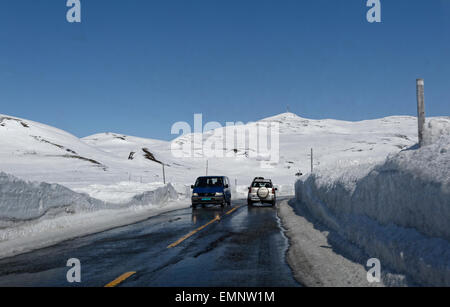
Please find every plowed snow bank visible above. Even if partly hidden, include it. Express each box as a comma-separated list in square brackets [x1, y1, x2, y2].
[0, 173, 181, 258]
[294, 118, 450, 286]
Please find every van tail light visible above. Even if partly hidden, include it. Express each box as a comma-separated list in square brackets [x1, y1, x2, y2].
[272, 188, 275, 193]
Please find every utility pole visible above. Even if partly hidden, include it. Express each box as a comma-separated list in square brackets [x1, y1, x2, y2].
[417, 79, 425, 147]
[206, 160, 208, 176]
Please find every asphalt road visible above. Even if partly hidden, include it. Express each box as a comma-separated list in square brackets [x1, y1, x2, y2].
[0, 199, 299, 287]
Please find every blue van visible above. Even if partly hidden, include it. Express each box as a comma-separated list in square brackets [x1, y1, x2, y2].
[191, 176, 232, 209]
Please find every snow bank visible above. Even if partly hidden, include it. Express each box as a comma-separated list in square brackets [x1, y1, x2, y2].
[73, 181, 180, 204]
[294, 122, 450, 286]
[0, 173, 182, 258]
[0, 172, 111, 222]
[0, 172, 178, 221]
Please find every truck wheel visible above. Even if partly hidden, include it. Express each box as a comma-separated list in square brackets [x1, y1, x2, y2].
[247, 200, 253, 207]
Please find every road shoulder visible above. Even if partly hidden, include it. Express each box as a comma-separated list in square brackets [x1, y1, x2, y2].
[277, 199, 383, 287]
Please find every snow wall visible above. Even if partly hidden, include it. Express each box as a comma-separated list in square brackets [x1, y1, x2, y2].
[294, 118, 450, 286]
[0, 172, 178, 222]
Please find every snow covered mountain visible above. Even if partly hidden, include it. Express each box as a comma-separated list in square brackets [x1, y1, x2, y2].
[0, 112, 421, 193]
[0, 114, 182, 189]
[156, 112, 419, 187]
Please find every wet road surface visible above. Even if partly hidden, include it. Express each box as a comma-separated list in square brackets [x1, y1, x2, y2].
[0, 199, 299, 287]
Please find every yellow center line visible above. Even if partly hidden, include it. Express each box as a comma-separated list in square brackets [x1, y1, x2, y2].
[104, 271, 136, 288]
[167, 205, 243, 249]
[225, 205, 243, 215]
[167, 216, 219, 248]
[106, 205, 244, 287]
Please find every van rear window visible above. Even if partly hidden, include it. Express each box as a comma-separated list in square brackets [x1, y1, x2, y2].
[252, 182, 272, 188]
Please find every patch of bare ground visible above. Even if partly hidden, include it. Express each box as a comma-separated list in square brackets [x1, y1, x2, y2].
[31, 136, 78, 155]
[142, 148, 163, 164]
[45, 154, 108, 171]
[0, 117, 29, 128]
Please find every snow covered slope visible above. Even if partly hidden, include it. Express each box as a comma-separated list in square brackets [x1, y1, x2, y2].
[162, 112, 419, 190]
[81, 132, 203, 191]
[0, 114, 188, 191]
[0, 112, 421, 193]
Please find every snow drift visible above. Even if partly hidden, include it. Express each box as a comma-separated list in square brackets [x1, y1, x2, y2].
[0, 172, 180, 258]
[0, 172, 178, 222]
[294, 118, 450, 286]
[0, 172, 105, 221]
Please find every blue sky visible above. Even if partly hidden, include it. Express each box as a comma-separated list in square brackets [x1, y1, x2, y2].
[0, 0, 449, 140]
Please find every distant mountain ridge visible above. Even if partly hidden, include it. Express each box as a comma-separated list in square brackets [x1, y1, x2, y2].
[0, 112, 425, 189]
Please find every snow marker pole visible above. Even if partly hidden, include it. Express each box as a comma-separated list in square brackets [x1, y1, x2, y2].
[416, 79, 425, 147]
[162, 163, 166, 184]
